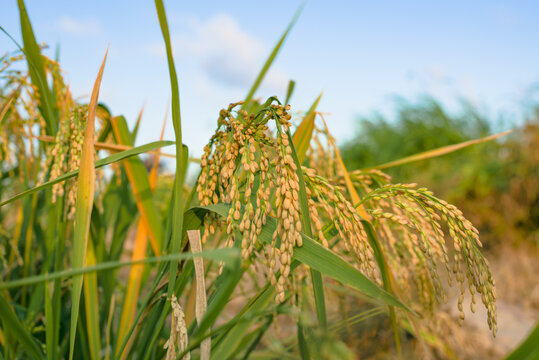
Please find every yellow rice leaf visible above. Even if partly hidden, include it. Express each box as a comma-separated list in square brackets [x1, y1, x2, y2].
[292, 93, 322, 163]
[69, 49, 107, 360]
[364, 130, 513, 171]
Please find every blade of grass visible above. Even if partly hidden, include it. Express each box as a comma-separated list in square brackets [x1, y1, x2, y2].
[115, 190, 206, 360]
[116, 110, 168, 358]
[189, 204, 413, 311]
[16, 0, 58, 135]
[284, 80, 295, 105]
[131, 104, 145, 141]
[187, 230, 210, 360]
[179, 307, 277, 360]
[0, 249, 238, 290]
[149, 111, 168, 186]
[21, 193, 38, 306]
[192, 257, 243, 341]
[51, 205, 67, 360]
[0, 295, 42, 359]
[297, 321, 310, 360]
[363, 129, 513, 171]
[115, 219, 148, 359]
[104, 295, 116, 360]
[83, 238, 101, 360]
[26, 133, 179, 159]
[292, 93, 322, 163]
[242, 5, 303, 108]
[362, 220, 401, 356]
[211, 286, 274, 358]
[154, 0, 186, 301]
[241, 315, 274, 360]
[0, 140, 174, 208]
[44, 280, 54, 360]
[110, 115, 163, 255]
[68, 49, 107, 360]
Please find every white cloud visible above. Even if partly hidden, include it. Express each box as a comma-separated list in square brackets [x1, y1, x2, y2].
[147, 13, 288, 92]
[57, 16, 103, 36]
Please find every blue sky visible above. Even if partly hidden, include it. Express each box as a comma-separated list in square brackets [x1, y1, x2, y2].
[2, 1, 539, 162]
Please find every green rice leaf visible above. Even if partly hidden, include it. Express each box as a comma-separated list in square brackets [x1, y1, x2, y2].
[44, 280, 54, 360]
[83, 239, 101, 360]
[211, 286, 273, 359]
[187, 204, 413, 312]
[242, 5, 303, 108]
[297, 321, 310, 360]
[0, 295, 43, 359]
[362, 220, 402, 355]
[154, 0, 186, 300]
[0, 249, 238, 290]
[17, 0, 58, 135]
[285, 80, 296, 105]
[111, 115, 164, 255]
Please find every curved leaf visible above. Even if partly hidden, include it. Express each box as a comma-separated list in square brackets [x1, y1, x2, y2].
[0, 249, 238, 290]
[154, 0, 186, 301]
[110, 115, 164, 256]
[17, 0, 58, 135]
[187, 204, 414, 312]
[363, 130, 512, 171]
[0, 295, 43, 359]
[292, 93, 322, 163]
[69, 49, 107, 360]
[242, 5, 303, 107]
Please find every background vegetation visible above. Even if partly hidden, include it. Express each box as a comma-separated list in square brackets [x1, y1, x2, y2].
[341, 97, 538, 247]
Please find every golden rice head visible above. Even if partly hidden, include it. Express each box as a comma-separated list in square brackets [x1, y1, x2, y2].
[359, 181, 497, 336]
[302, 167, 377, 279]
[164, 295, 190, 360]
[197, 100, 303, 303]
[305, 124, 337, 179]
[49, 106, 86, 219]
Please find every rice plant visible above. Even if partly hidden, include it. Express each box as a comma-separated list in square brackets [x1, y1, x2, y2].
[0, 1, 503, 359]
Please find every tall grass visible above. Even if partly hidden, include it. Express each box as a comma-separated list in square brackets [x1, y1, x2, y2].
[0, 1, 504, 359]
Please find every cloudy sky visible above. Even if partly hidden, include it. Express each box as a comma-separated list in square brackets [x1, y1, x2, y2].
[2, 1, 539, 163]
